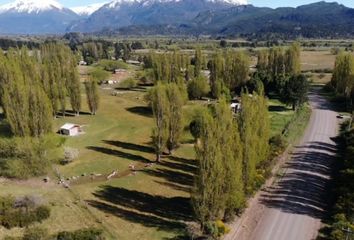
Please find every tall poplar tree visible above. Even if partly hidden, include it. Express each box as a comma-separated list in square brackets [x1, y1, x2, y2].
[166, 83, 184, 154]
[193, 98, 246, 228]
[238, 91, 270, 193]
[192, 109, 225, 228]
[150, 83, 169, 162]
[285, 42, 301, 75]
[84, 78, 99, 115]
[214, 98, 245, 215]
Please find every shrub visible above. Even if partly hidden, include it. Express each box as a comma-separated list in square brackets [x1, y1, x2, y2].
[269, 134, 287, 153]
[119, 78, 138, 89]
[56, 228, 104, 240]
[187, 76, 210, 100]
[89, 68, 110, 83]
[216, 220, 230, 235]
[0, 135, 64, 179]
[35, 206, 50, 222]
[331, 47, 340, 55]
[0, 138, 48, 179]
[23, 227, 49, 240]
[205, 221, 219, 238]
[62, 147, 79, 165]
[0, 195, 50, 229]
[97, 59, 128, 72]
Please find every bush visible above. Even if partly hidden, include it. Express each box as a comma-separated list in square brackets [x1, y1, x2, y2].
[269, 134, 287, 153]
[187, 76, 210, 100]
[205, 221, 219, 238]
[56, 228, 104, 240]
[89, 68, 110, 83]
[204, 220, 230, 238]
[329, 128, 354, 239]
[0, 195, 50, 229]
[62, 147, 79, 165]
[96, 60, 128, 72]
[0, 137, 55, 179]
[216, 220, 230, 235]
[23, 227, 49, 240]
[119, 78, 138, 89]
[331, 47, 340, 55]
[35, 206, 50, 222]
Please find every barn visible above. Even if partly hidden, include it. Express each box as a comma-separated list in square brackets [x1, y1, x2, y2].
[59, 123, 81, 136]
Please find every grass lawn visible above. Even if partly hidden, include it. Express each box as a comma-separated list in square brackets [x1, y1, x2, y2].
[0, 77, 197, 239]
[268, 99, 295, 137]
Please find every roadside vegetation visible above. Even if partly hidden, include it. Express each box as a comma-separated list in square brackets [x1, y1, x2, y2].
[329, 121, 354, 240]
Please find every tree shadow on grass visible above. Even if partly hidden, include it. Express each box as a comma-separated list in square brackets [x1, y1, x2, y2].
[159, 159, 197, 175]
[56, 110, 91, 118]
[87, 200, 185, 232]
[87, 185, 193, 231]
[154, 180, 192, 193]
[92, 186, 193, 221]
[144, 167, 194, 187]
[268, 105, 288, 112]
[87, 146, 151, 163]
[126, 106, 152, 117]
[0, 120, 12, 138]
[145, 156, 197, 192]
[103, 140, 155, 154]
[115, 86, 147, 92]
[168, 156, 197, 168]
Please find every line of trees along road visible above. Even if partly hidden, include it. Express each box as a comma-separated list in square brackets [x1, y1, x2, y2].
[331, 52, 354, 112]
[145, 43, 309, 237]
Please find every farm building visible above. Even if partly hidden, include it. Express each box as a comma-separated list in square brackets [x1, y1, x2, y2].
[59, 123, 82, 136]
[126, 60, 141, 65]
[230, 103, 241, 113]
[114, 69, 127, 74]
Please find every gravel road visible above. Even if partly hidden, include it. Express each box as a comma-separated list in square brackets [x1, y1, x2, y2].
[225, 88, 340, 240]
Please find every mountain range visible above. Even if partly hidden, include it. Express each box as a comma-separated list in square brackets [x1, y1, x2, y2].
[0, 0, 353, 38]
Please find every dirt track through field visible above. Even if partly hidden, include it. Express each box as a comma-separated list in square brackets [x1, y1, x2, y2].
[225, 87, 340, 240]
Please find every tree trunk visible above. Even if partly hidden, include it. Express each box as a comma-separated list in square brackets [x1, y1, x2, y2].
[156, 153, 161, 163]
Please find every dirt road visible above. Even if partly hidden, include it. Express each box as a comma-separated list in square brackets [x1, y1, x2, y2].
[225, 88, 340, 240]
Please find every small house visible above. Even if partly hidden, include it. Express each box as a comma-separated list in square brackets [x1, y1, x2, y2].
[114, 69, 127, 74]
[126, 60, 141, 66]
[59, 123, 81, 136]
[230, 103, 241, 113]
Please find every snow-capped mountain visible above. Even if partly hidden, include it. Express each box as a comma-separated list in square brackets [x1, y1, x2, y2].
[71, 2, 107, 16]
[0, 0, 64, 14]
[69, 0, 248, 32]
[0, 0, 80, 34]
[0, 0, 248, 34]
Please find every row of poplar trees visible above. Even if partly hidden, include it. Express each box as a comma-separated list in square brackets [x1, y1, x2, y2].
[149, 82, 185, 162]
[144, 47, 251, 100]
[145, 48, 270, 230]
[254, 43, 309, 111]
[0, 43, 95, 137]
[331, 52, 354, 111]
[192, 90, 270, 229]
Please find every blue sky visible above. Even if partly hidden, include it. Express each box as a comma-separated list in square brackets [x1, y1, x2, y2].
[0, 0, 353, 8]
